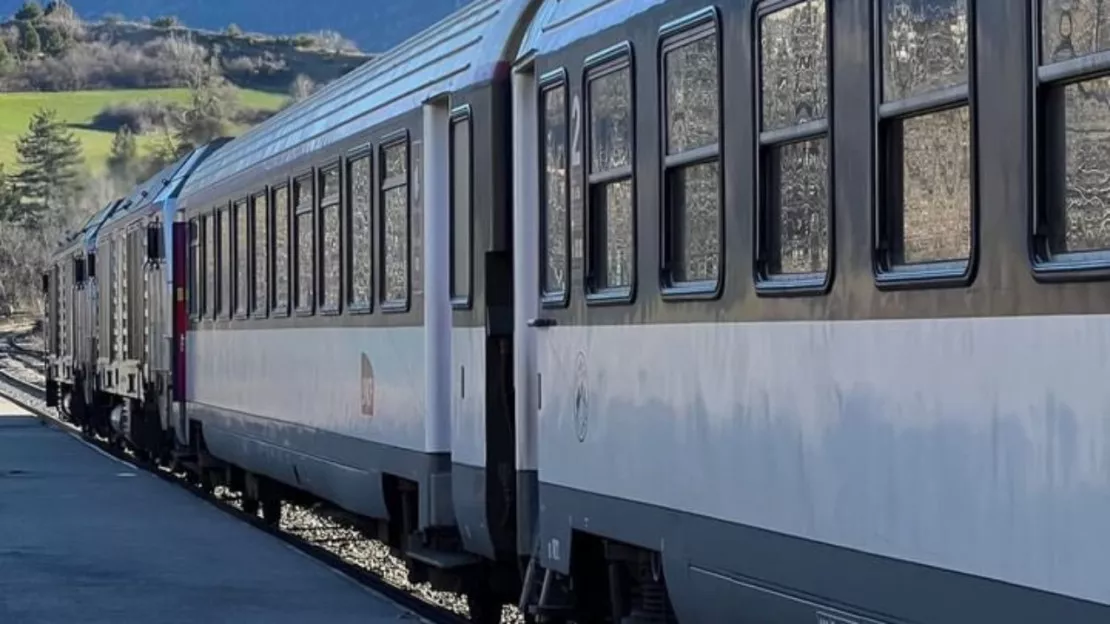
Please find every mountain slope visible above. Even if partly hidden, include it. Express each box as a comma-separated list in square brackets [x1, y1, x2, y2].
[0, 0, 469, 52]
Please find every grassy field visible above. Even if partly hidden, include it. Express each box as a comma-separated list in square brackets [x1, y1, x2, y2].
[0, 88, 288, 173]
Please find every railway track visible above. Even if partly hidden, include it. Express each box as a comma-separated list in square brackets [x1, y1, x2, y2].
[0, 349, 482, 624]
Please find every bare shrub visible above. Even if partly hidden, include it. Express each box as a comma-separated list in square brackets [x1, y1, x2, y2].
[12, 33, 209, 90]
[223, 52, 287, 76]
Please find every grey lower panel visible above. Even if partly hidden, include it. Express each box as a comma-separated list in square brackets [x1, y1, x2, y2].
[190, 402, 453, 528]
[452, 462, 494, 558]
[537, 483, 1110, 624]
[453, 463, 530, 560]
[516, 470, 538, 557]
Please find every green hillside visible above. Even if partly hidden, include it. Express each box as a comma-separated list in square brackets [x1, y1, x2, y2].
[0, 88, 288, 173]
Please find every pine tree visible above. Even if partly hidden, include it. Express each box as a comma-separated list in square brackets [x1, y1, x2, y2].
[0, 42, 14, 75]
[43, 0, 72, 18]
[19, 22, 40, 56]
[0, 166, 19, 223]
[107, 126, 139, 182]
[40, 24, 67, 56]
[15, 1, 43, 21]
[14, 108, 83, 226]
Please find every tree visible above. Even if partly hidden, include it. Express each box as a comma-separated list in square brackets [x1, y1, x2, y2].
[14, 1, 43, 21]
[19, 22, 40, 56]
[290, 73, 317, 102]
[13, 107, 84, 227]
[43, 0, 72, 18]
[174, 52, 237, 153]
[42, 0, 81, 40]
[40, 24, 67, 56]
[0, 166, 19, 222]
[140, 127, 181, 178]
[0, 41, 14, 75]
[152, 15, 180, 29]
[106, 126, 139, 182]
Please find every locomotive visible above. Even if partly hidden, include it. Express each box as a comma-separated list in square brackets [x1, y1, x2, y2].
[45, 0, 1110, 622]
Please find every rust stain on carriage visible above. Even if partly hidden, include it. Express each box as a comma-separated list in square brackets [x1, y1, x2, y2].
[361, 353, 375, 418]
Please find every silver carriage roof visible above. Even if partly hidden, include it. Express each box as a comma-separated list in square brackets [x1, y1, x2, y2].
[98, 140, 226, 233]
[515, 0, 666, 59]
[55, 143, 224, 258]
[151, 140, 229, 208]
[48, 198, 116, 259]
[79, 199, 123, 253]
[178, 0, 535, 207]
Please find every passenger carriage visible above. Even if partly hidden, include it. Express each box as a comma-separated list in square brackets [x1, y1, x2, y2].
[174, 0, 537, 616]
[511, 0, 1110, 622]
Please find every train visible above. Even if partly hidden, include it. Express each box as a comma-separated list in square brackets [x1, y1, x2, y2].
[42, 0, 1110, 622]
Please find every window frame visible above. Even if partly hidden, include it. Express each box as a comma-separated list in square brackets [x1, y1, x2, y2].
[188, 217, 200, 320]
[583, 41, 637, 305]
[195, 216, 205, 319]
[449, 104, 474, 310]
[378, 128, 412, 314]
[217, 203, 232, 320]
[1030, 0, 1110, 281]
[250, 189, 270, 319]
[659, 7, 725, 301]
[872, 0, 979, 290]
[752, 0, 834, 296]
[232, 196, 250, 320]
[293, 170, 316, 316]
[270, 180, 292, 318]
[317, 159, 344, 316]
[204, 211, 216, 320]
[346, 144, 375, 314]
[538, 68, 571, 309]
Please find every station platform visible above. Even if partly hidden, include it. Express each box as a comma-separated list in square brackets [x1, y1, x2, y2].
[0, 398, 414, 623]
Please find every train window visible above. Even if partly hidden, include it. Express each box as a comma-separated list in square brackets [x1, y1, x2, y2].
[219, 206, 231, 318]
[347, 152, 373, 311]
[189, 218, 200, 319]
[876, 0, 973, 286]
[252, 192, 268, 317]
[380, 136, 410, 310]
[540, 72, 569, 305]
[273, 184, 290, 315]
[661, 10, 721, 296]
[585, 46, 635, 299]
[755, 0, 830, 293]
[1035, 1, 1110, 274]
[205, 213, 215, 318]
[294, 174, 315, 314]
[450, 109, 472, 307]
[234, 199, 249, 318]
[348, 153, 374, 310]
[320, 165, 342, 313]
